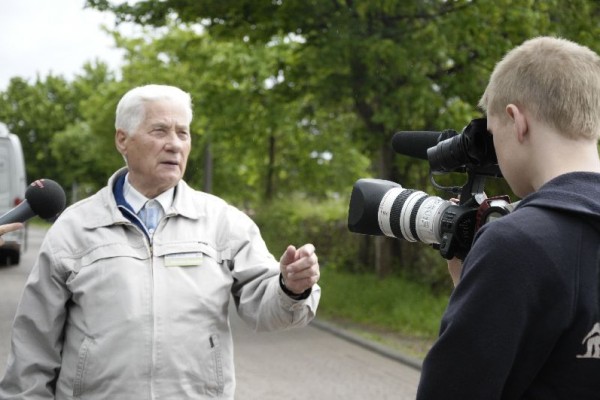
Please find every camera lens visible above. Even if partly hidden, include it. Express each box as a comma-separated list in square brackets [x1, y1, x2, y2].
[377, 187, 449, 244]
[348, 179, 450, 245]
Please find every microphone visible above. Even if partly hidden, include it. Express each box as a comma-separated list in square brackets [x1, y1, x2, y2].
[0, 179, 66, 225]
[391, 130, 457, 160]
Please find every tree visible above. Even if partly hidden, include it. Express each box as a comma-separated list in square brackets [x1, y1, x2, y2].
[98, 24, 370, 206]
[0, 61, 118, 201]
[0, 76, 79, 185]
[86, 0, 600, 278]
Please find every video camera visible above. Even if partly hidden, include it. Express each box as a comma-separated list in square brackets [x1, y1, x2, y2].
[347, 118, 516, 260]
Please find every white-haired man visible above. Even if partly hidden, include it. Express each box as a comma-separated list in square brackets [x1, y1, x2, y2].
[0, 84, 321, 399]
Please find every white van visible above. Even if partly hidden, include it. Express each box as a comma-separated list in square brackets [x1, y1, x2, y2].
[0, 122, 27, 264]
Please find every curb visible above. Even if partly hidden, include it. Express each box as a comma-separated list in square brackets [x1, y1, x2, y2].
[310, 318, 423, 371]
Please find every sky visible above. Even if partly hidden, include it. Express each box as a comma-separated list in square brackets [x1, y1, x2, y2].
[0, 0, 127, 91]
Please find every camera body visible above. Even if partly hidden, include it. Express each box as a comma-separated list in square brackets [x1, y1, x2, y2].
[347, 118, 514, 260]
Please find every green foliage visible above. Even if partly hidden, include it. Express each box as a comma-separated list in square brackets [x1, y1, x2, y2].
[318, 267, 450, 338]
[87, 0, 600, 279]
[0, 63, 118, 199]
[49, 122, 107, 197]
[106, 24, 372, 205]
[3, 0, 600, 288]
[254, 195, 455, 291]
[253, 195, 363, 270]
[253, 198, 451, 339]
[0, 76, 78, 182]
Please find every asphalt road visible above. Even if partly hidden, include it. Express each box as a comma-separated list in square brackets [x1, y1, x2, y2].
[0, 226, 420, 399]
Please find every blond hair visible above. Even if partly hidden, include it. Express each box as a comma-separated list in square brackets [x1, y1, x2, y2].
[479, 36, 600, 141]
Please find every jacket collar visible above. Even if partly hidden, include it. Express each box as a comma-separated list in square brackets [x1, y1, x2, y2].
[83, 167, 203, 229]
[171, 177, 203, 220]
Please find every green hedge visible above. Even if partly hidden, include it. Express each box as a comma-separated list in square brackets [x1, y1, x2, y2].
[253, 196, 363, 272]
[254, 196, 452, 290]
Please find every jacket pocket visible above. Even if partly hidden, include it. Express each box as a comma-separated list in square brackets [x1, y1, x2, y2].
[153, 241, 225, 264]
[73, 336, 93, 398]
[78, 243, 149, 268]
[209, 334, 225, 396]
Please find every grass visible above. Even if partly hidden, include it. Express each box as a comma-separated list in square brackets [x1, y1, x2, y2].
[316, 268, 450, 358]
[27, 217, 53, 228]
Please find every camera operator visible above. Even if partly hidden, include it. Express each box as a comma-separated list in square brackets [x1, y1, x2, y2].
[417, 36, 600, 399]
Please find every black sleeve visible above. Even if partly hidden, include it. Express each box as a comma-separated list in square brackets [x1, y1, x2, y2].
[417, 220, 572, 399]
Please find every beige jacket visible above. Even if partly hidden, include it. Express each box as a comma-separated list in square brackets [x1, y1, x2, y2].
[0, 169, 320, 399]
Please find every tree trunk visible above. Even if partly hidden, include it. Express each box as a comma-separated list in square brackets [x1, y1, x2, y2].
[265, 133, 276, 201]
[373, 139, 397, 278]
[203, 142, 213, 193]
[71, 181, 79, 204]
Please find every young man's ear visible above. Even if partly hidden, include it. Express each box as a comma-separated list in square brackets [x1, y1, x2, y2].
[506, 104, 528, 143]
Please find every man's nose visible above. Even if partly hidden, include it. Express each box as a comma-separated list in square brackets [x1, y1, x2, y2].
[164, 130, 184, 151]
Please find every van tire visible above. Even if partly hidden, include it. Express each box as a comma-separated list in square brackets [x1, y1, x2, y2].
[10, 251, 20, 265]
[0, 248, 20, 266]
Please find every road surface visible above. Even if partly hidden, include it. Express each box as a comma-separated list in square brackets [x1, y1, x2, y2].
[0, 226, 420, 399]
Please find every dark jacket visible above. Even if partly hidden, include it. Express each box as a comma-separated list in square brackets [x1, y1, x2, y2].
[418, 172, 600, 399]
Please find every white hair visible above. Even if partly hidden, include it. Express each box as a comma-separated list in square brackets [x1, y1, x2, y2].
[115, 84, 193, 135]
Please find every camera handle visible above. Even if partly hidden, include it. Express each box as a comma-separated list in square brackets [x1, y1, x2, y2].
[459, 171, 488, 206]
[436, 171, 490, 261]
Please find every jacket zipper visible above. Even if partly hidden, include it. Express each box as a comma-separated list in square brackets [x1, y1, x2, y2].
[146, 233, 156, 400]
[119, 207, 159, 399]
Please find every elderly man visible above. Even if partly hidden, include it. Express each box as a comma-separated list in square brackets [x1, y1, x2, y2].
[0, 84, 321, 399]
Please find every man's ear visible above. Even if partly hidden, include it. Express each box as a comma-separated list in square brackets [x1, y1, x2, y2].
[115, 129, 128, 155]
[506, 104, 528, 143]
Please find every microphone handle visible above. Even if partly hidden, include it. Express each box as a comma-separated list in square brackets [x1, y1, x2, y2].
[0, 201, 36, 225]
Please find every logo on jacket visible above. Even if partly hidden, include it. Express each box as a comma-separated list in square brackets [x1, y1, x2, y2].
[577, 322, 600, 359]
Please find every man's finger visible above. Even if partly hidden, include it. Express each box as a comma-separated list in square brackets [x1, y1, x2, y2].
[296, 243, 315, 259]
[0, 222, 23, 236]
[279, 245, 297, 266]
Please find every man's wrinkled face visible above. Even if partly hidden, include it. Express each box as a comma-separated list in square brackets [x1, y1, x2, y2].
[116, 100, 191, 198]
